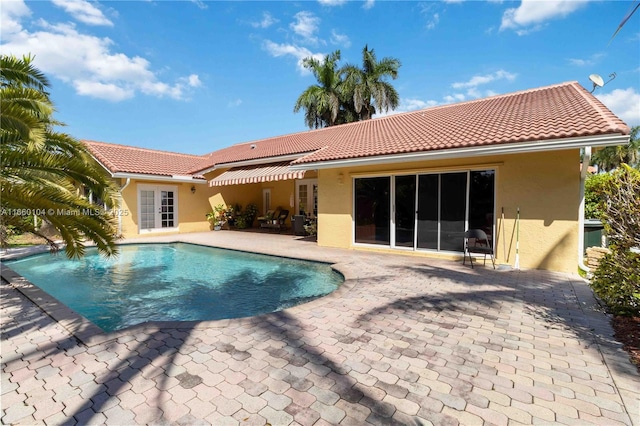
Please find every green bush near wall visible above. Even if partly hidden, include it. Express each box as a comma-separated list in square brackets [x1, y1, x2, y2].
[589, 165, 640, 316]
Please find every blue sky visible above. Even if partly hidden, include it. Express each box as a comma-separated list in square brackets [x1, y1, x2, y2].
[2, 0, 639, 155]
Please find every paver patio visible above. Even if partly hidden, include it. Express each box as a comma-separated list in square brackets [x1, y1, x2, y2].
[1, 231, 639, 425]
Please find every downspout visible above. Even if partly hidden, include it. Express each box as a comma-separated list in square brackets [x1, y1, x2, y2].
[118, 178, 131, 236]
[578, 147, 591, 274]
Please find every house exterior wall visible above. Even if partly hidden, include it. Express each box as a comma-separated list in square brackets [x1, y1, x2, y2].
[317, 149, 580, 273]
[117, 179, 211, 238]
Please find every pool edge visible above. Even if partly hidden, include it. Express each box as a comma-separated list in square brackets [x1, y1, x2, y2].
[1, 244, 358, 347]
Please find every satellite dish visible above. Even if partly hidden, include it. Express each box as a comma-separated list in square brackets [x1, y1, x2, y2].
[589, 74, 604, 88]
[588, 72, 616, 93]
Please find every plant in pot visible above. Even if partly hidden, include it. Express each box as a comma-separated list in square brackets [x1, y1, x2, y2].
[206, 204, 226, 230]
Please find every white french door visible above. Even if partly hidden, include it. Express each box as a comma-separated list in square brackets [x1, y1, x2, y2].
[138, 184, 178, 233]
[296, 179, 318, 217]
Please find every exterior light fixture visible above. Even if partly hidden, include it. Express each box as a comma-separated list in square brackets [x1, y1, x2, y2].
[191, 185, 196, 194]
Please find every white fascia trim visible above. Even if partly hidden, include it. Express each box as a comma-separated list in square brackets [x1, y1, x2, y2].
[87, 153, 116, 177]
[198, 153, 314, 174]
[112, 172, 207, 183]
[289, 134, 629, 170]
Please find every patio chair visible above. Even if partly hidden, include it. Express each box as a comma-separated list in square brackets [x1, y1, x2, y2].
[463, 229, 495, 269]
[263, 209, 289, 233]
[259, 208, 281, 230]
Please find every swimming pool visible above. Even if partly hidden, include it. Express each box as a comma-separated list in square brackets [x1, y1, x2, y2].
[5, 243, 343, 332]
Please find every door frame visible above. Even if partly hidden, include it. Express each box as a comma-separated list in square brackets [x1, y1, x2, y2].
[137, 184, 179, 234]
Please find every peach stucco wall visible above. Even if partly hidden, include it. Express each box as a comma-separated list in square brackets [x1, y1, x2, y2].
[317, 149, 580, 273]
[117, 179, 211, 238]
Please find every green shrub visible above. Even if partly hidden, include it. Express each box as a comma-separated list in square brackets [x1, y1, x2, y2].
[590, 165, 640, 316]
[584, 173, 612, 219]
[591, 251, 640, 315]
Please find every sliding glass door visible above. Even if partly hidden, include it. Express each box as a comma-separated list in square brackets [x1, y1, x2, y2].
[394, 175, 416, 248]
[354, 170, 495, 252]
[354, 177, 390, 245]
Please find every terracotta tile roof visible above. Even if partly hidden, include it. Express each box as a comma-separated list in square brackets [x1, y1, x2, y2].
[194, 131, 332, 173]
[290, 81, 630, 165]
[84, 140, 207, 178]
[86, 81, 629, 177]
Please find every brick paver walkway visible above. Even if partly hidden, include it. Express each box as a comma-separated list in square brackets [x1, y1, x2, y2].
[2, 231, 639, 425]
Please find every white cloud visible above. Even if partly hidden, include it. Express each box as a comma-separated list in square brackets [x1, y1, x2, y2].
[363, 0, 375, 10]
[1, 7, 201, 102]
[376, 98, 440, 118]
[330, 30, 351, 48]
[74, 80, 132, 101]
[0, 0, 31, 34]
[318, 0, 347, 6]
[426, 13, 440, 30]
[443, 93, 467, 103]
[501, 0, 590, 33]
[262, 40, 324, 74]
[567, 53, 604, 67]
[228, 99, 242, 108]
[290, 11, 320, 44]
[451, 70, 517, 89]
[419, 3, 441, 30]
[181, 74, 202, 88]
[190, 0, 208, 10]
[596, 88, 640, 126]
[51, 0, 112, 26]
[251, 11, 278, 29]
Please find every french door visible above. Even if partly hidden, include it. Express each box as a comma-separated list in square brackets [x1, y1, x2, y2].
[296, 179, 318, 217]
[354, 170, 495, 252]
[138, 185, 178, 233]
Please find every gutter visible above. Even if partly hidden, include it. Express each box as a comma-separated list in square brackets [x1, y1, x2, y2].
[578, 147, 592, 275]
[289, 133, 629, 170]
[111, 172, 207, 183]
[118, 178, 131, 236]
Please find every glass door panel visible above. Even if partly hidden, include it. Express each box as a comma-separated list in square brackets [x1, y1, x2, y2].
[160, 190, 175, 228]
[469, 170, 495, 245]
[440, 172, 467, 251]
[417, 174, 439, 249]
[354, 177, 390, 245]
[140, 190, 155, 230]
[394, 175, 416, 247]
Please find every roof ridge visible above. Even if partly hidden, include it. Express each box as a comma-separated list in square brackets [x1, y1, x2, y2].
[568, 82, 631, 133]
[370, 81, 581, 122]
[83, 140, 207, 159]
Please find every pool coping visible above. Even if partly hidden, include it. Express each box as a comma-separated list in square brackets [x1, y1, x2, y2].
[0, 241, 359, 348]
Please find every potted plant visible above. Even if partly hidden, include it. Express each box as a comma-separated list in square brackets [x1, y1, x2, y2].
[206, 204, 226, 230]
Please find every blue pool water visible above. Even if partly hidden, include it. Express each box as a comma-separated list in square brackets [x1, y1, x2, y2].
[5, 243, 343, 332]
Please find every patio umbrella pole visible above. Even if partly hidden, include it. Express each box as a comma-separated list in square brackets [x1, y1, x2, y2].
[514, 207, 521, 270]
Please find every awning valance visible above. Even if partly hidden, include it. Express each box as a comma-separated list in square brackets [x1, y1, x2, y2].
[208, 161, 306, 187]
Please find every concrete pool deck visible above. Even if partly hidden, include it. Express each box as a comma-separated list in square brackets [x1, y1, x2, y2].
[1, 231, 639, 425]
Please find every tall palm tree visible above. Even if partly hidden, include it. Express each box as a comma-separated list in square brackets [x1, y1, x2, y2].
[592, 125, 640, 171]
[341, 45, 401, 120]
[1, 54, 119, 258]
[294, 51, 345, 129]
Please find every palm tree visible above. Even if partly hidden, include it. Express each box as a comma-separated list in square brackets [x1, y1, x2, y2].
[1, 54, 119, 258]
[591, 126, 640, 171]
[294, 51, 345, 129]
[341, 45, 401, 120]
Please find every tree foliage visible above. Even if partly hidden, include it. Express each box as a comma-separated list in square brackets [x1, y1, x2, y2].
[584, 172, 612, 219]
[294, 45, 401, 129]
[591, 126, 640, 172]
[1, 54, 119, 258]
[590, 165, 640, 315]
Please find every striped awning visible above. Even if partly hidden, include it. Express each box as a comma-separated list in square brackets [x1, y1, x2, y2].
[208, 161, 306, 187]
